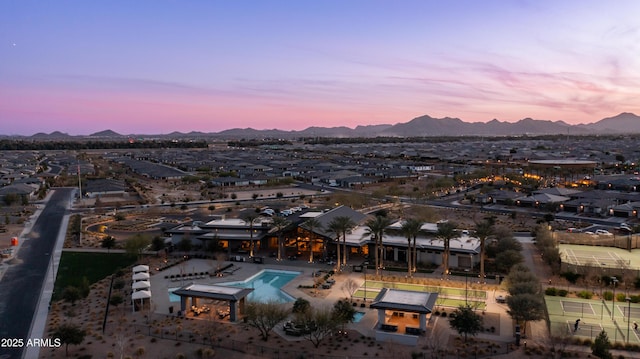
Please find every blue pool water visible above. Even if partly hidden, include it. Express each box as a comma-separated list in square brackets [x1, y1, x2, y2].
[168, 288, 180, 302]
[353, 311, 365, 323]
[167, 269, 300, 303]
[223, 269, 300, 303]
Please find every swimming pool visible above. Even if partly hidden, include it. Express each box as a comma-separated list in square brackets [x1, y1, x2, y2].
[222, 269, 301, 303]
[168, 288, 181, 302]
[353, 311, 365, 323]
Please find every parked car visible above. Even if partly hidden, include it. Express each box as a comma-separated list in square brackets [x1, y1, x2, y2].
[595, 229, 613, 236]
[619, 224, 632, 232]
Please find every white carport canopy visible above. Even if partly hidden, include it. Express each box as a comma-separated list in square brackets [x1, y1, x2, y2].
[131, 290, 151, 300]
[131, 290, 151, 312]
[132, 265, 149, 273]
[132, 280, 151, 291]
[132, 272, 150, 281]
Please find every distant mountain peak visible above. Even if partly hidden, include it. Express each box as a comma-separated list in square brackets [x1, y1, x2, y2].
[9, 112, 640, 139]
[90, 129, 122, 137]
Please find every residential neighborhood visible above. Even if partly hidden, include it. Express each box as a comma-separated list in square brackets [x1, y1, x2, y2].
[1, 135, 640, 358]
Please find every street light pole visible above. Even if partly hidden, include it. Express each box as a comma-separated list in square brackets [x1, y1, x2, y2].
[612, 277, 618, 320]
[627, 297, 631, 343]
[465, 268, 469, 306]
[363, 264, 367, 303]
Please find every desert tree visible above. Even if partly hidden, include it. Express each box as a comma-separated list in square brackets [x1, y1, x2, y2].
[332, 299, 356, 334]
[449, 305, 483, 342]
[292, 297, 311, 318]
[52, 323, 86, 357]
[243, 300, 290, 341]
[101, 235, 116, 253]
[298, 306, 337, 348]
[341, 278, 359, 302]
[124, 233, 151, 260]
[62, 286, 82, 306]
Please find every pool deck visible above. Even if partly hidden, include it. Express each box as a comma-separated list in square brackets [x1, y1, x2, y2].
[149, 256, 514, 344]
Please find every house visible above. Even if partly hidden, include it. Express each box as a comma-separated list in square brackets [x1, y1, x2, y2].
[84, 178, 126, 198]
[210, 177, 250, 187]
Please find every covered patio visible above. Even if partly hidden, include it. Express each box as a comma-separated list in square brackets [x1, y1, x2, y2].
[370, 288, 438, 345]
[171, 284, 253, 322]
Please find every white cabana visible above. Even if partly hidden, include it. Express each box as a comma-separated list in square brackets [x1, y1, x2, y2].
[132, 265, 149, 274]
[132, 272, 150, 281]
[131, 290, 152, 312]
[132, 280, 151, 291]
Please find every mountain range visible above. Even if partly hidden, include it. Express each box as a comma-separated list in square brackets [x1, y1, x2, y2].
[9, 112, 640, 139]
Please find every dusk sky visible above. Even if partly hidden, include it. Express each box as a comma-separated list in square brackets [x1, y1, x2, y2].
[1, 1, 640, 135]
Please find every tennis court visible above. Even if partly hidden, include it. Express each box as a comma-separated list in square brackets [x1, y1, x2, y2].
[616, 304, 640, 321]
[561, 247, 630, 269]
[561, 300, 599, 318]
[569, 320, 602, 336]
[547, 296, 639, 343]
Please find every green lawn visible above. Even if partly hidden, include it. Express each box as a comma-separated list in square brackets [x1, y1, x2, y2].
[53, 252, 137, 300]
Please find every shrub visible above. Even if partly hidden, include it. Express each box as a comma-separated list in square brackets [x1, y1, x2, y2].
[577, 290, 593, 299]
[603, 291, 614, 301]
[557, 289, 568, 297]
[616, 293, 627, 302]
[545, 287, 558, 296]
[560, 272, 581, 284]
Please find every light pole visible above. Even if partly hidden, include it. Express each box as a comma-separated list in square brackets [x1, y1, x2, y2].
[363, 263, 367, 303]
[612, 277, 618, 320]
[465, 268, 469, 306]
[627, 297, 632, 343]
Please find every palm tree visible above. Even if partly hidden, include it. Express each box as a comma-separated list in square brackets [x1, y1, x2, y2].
[436, 221, 459, 277]
[301, 218, 322, 263]
[474, 219, 494, 283]
[401, 218, 423, 277]
[327, 216, 356, 271]
[242, 213, 259, 257]
[271, 216, 291, 261]
[363, 215, 392, 277]
[412, 220, 423, 274]
[327, 220, 343, 269]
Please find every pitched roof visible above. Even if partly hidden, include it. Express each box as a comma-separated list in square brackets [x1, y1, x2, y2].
[302, 205, 367, 238]
[370, 288, 438, 314]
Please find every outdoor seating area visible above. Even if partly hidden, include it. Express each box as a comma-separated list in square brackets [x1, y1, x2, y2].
[223, 266, 241, 275]
[283, 321, 316, 336]
[191, 305, 211, 316]
[379, 324, 398, 332]
[217, 308, 230, 319]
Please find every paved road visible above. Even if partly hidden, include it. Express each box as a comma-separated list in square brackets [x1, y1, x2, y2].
[0, 188, 72, 359]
